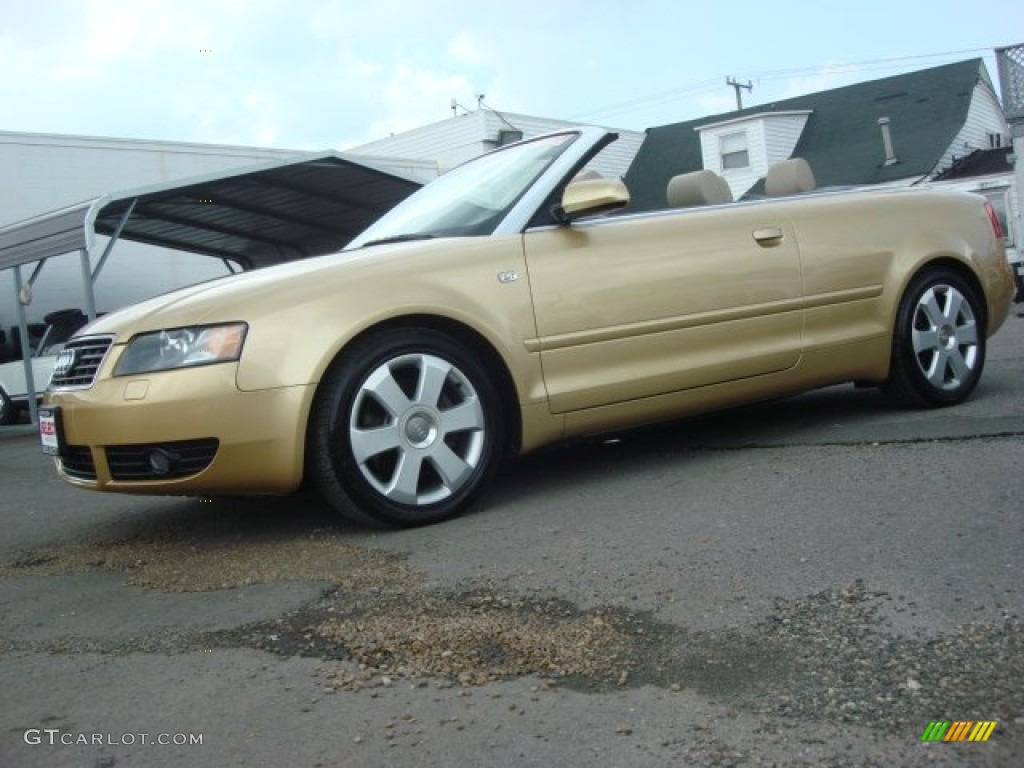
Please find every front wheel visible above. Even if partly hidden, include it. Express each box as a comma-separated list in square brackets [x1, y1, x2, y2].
[309, 328, 505, 526]
[0, 387, 17, 426]
[882, 268, 986, 408]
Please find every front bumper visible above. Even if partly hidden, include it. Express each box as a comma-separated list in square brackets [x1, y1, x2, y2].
[47, 362, 314, 495]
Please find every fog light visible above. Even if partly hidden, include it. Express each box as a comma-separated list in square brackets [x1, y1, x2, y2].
[148, 448, 179, 476]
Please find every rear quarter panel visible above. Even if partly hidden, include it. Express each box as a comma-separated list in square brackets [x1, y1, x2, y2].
[778, 187, 1012, 348]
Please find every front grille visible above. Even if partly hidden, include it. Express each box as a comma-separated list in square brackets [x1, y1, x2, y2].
[49, 336, 114, 389]
[104, 438, 219, 480]
[60, 445, 97, 481]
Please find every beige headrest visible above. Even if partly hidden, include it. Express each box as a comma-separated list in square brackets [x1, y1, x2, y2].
[666, 170, 733, 208]
[765, 158, 815, 196]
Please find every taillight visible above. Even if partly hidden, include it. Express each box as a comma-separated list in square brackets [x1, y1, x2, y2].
[984, 201, 1004, 241]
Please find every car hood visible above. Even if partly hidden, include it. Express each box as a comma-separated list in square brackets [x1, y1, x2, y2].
[77, 240, 454, 340]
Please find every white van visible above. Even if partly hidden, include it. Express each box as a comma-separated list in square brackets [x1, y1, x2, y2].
[0, 310, 88, 425]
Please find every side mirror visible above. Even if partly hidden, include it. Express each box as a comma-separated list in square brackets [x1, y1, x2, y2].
[552, 178, 630, 224]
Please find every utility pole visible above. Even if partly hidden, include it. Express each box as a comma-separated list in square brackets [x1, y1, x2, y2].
[726, 77, 753, 110]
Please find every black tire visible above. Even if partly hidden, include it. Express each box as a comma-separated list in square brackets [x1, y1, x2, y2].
[309, 328, 505, 527]
[0, 387, 16, 426]
[881, 268, 986, 408]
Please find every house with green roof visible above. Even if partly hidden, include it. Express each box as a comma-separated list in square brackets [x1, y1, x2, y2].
[622, 58, 1019, 295]
[624, 58, 1010, 204]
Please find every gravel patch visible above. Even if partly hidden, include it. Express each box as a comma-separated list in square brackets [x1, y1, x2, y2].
[0, 529, 412, 593]
[2, 526, 1020, 758]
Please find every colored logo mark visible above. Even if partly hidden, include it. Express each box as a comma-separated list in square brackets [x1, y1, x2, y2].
[921, 720, 997, 742]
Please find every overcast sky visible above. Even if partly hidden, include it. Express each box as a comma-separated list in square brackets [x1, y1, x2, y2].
[2, 0, 1022, 151]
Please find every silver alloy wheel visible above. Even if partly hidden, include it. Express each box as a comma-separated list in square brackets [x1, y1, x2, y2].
[348, 353, 486, 505]
[911, 283, 979, 391]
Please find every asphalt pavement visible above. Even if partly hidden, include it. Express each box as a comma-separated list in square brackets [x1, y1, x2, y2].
[1, 314, 1022, 767]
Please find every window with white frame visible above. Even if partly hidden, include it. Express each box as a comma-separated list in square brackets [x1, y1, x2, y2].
[720, 131, 749, 170]
[982, 189, 1013, 245]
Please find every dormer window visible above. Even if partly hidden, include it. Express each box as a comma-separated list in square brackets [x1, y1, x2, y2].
[720, 131, 749, 170]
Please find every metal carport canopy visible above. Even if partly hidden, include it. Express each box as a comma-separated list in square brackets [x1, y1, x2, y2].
[0, 148, 425, 274]
[0, 149, 425, 425]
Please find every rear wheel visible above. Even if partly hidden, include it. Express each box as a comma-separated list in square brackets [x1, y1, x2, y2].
[882, 268, 985, 407]
[309, 328, 505, 526]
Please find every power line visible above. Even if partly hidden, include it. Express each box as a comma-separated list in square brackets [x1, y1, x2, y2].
[567, 76, 722, 121]
[567, 46, 999, 123]
[739, 47, 996, 82]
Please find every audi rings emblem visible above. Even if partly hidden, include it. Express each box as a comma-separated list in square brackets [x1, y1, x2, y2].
[52, 349, 78, 378]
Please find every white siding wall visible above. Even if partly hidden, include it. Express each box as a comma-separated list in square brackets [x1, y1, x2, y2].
[587, 131, 645, 181]
[351, 114, 485, 173]
[697, 112, 812, 199]
[698, 122, 766, 199]
[0, 132, 298, 331]
[352, 111, 644, 178]
[0, 132, 296, 225]
[764, 113, 812, 165]
[1014, 129, 1024, 269]
[723, 123, 767, 200]
[484, 113, 644, 178]
[930, 82, 1010, 176]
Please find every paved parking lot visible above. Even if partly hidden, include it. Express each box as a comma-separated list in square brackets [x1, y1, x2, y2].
[1, 315, 1023, 767]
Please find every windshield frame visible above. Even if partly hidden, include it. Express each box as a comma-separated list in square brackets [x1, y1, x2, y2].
[346, 126, 615, 249]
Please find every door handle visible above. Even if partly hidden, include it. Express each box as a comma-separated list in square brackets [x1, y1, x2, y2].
[753, 227, 784, 246]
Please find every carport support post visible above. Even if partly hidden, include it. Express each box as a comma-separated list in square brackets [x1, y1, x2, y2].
[79, 248, 97, 321]
[91, 198, 136, 284]
[12, 266, 39, 426]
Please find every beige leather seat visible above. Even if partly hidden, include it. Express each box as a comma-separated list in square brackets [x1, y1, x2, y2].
[765, 158, 816, 196]
[666, 170, 733, 208]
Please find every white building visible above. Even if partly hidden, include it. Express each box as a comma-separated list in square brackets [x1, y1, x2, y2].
[350, 109, 644, 178]
[0, 131, 298, 350]
[1, 114, 642, 356]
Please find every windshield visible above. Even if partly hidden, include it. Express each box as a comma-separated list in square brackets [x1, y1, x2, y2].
[348, 132, 577, 248]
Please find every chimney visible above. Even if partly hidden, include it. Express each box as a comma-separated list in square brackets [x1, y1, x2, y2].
[878, 117, 899, 166]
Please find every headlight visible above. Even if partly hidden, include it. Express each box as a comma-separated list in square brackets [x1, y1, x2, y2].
[114, 323, 247, 376]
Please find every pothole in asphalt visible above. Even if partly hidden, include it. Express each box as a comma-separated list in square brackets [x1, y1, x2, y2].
[246, 589, 648, 689]
[1, 532, 1021, 733]
[218, 581, 1023, 732]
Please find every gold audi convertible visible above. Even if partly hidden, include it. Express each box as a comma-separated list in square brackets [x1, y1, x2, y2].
[41, 128, 1014, 525]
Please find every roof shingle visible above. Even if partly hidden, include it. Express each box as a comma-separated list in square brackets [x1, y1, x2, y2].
[624, 59, 985, 211]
